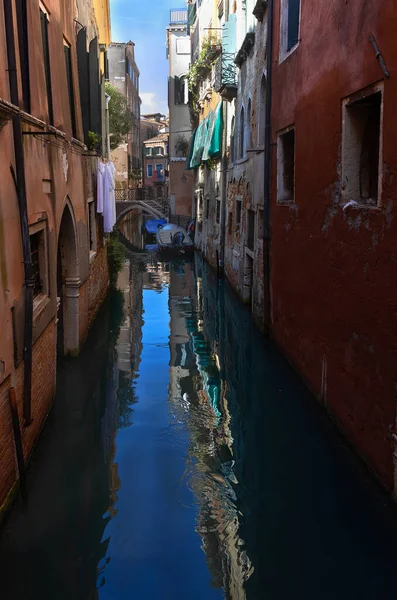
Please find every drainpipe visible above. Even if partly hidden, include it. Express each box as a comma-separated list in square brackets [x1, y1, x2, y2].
[263, 0, 274, 332]
[4, 0, 33, 424]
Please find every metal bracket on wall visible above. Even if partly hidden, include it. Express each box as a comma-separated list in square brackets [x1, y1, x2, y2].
[369, 34, 390, 79]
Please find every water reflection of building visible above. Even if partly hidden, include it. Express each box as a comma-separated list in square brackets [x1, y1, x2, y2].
[119, 209, 145, 250]
[168, 260, 253, 599]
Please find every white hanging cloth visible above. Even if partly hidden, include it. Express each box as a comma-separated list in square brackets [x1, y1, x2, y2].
[97, 160, 105, 214]
[103, 162, 116, 233]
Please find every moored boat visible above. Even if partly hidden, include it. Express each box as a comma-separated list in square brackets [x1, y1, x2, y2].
[155, 224, 194, 256]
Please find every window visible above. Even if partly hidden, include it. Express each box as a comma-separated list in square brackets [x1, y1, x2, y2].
[175, 75, 188, 105]
[236, 196, 242, 228]
[29, 223, 49, 302]
[216, 198, 221, 224]
[155, 146, 163, 155]
[247, 209, 255, 250]
[176, 38, 190, 55]
[280, 0, 300, 60]
[146, 147, 153, 156]
[228, 210, 233, 235]
[165, 144, 169, 156]
[155, 163, 163, 180]
[277, 126, 295, 204]
[257, 208, 264, 239]
[245, 99, 252, 151]
[64, 39, 76, 137]
[88, 200, 97, 256]
[239, 107, 245, 159]
[230, 116, 235, 163]
[40, 7, 53, 125]
[147, 164, 153, 177]
[258, 74, 266, 147]
[342, 88, 382, 207]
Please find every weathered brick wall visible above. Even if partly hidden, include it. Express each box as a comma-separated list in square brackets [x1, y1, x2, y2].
[0, 320, 56, 515]
[88, 243, 109, 326]
[79, 281, 89, 347]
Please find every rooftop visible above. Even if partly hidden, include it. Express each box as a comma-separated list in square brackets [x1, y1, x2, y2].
[143, 133, 169, 145]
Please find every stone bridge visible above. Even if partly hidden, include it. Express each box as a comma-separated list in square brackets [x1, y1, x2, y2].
[115, 187, 169, 223]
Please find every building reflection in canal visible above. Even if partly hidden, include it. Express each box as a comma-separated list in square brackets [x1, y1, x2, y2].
[100, 246, 252, 597]
[168, 260, 253, 598]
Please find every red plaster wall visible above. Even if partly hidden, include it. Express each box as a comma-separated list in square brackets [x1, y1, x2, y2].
[270, 0, 397, 489]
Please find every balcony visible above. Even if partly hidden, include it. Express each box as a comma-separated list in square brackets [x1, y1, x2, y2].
[170, 8, 188, 25]
[214, 53, 237, 101]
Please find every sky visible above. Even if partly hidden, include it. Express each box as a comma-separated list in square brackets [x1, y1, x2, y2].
[110, 0, 180, 115]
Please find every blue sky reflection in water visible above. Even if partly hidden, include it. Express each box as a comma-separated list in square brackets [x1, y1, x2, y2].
[98, 279, 223, 599]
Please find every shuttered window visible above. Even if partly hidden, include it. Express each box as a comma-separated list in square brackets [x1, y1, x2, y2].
[16, 0, 30, 111]
[40, 9, 53, 125]
[287, 0, 300, 51]
[64, 41, 76, 138]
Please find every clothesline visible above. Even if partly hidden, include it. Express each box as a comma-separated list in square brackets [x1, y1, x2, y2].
[97, 160, 116, 232]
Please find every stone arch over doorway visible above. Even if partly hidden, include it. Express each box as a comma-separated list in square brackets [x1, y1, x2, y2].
[57, 198, 80, 356]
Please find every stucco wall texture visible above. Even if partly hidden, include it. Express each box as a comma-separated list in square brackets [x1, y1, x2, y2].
[0, 0, 109, 516]
[270, 0, 397, 491]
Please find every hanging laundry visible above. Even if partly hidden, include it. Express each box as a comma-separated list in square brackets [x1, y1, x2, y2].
[103, 161, 116, 233]
[97, 160, 105, 214]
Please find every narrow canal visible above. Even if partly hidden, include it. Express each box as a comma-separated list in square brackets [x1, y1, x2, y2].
[1, 210, 397, 599]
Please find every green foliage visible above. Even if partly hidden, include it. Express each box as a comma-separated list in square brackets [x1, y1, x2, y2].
[87, 130, 101, 152]
[129, 168, 142, 182]
[105, 82, 133, 150]
[107, 231, 125, 287]
[187, 36, 220, 122]
[206, 157, 218, 171]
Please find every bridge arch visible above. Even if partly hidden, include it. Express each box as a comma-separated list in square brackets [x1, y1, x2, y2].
[116, 201, 167, 224]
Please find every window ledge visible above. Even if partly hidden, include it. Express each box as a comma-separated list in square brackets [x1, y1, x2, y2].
[277, 198, 295, 206]
[279, 41, 299, 65]
[341, 200, 382, 213]
[33, 294, 50, 322]
[245, 247, 255, 258]
[246, 147, 265, 154]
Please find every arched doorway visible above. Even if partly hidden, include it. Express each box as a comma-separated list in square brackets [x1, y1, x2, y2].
[57, 201, 80, 356]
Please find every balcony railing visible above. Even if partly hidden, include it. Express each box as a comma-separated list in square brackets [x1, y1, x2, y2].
[214, 53, 237, 98]
[170, 8, 188, 25]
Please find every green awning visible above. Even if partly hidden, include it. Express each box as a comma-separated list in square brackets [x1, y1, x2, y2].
[186, 127, 197, 170]
[203, 101, 223, 161]
[188, 101, 223, 169]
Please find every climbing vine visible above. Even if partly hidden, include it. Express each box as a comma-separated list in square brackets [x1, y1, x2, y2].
[187, 36, 221, 124]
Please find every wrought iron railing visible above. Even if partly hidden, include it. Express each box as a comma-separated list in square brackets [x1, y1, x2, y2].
[214, 53, 237, 93]
[115, 187, 170, 216]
